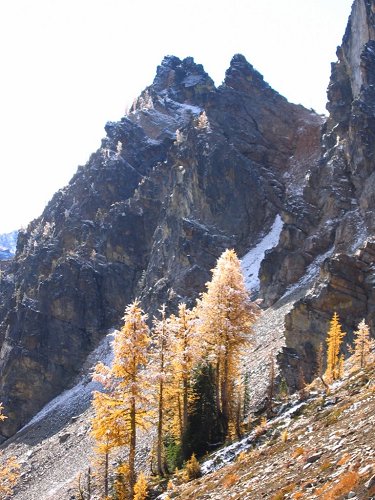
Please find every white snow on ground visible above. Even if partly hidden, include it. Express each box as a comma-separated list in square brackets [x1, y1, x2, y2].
[200, 397, 309, 476]
[21, 331, 115, 431]
[241, 215, 283, 292]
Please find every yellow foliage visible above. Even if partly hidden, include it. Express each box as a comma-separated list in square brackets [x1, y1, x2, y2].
[222, 472, 239, 487]
[325, 312, 345, 382]
[281, 429, 288, 443]
[352, 319, 375, 369]
[114, 462, 130, 499]
[292, 447, 305, 458]
[0, 404, 20, 497]
[236, 451, 248, 463]
[0, 453, 20, 497]
[320, 470, 359, 499]
[91, 390, 128, 454]
[91, 300, 152, 495]
[183, 453, 201, 481]
[196, 249, 259, 431]
[168, 304, 199, 441]
[150, 304, 176, 475]
[134, 472, 148, 500]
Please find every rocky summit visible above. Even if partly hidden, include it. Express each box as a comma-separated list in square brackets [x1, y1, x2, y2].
[0, 0, 373, 463]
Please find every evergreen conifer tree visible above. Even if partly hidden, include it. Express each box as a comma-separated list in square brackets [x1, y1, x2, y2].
[183, 363, 223, 458]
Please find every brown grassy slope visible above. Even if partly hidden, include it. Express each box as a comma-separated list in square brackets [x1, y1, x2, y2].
[168, 365, 375, 500]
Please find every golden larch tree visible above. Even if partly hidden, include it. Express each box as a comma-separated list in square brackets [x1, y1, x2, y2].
[325, 312, 346, 382]
[92, 300, 151, 498]
[134, 472, 148, 500]
[91, 388, 128, 497]
[196, 249, 259, 434]
[352, 319, 374, 369]
[170, 304, 198, 443]
[150, 304, 174, 477]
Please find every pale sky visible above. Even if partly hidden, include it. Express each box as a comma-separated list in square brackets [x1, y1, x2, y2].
[0, 0, 354, 233]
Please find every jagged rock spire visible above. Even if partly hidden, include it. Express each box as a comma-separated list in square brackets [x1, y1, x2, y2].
[151, 55, 215, 97]
[224, 53, 271, 93]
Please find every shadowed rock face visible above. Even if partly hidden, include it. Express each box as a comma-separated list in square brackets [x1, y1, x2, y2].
[260, 0, 375, 388]
[0, 54, 321, 438]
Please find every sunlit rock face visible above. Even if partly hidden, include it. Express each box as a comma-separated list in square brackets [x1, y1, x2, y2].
[0, 52, 321, 438]
[260, 0, 375, 388]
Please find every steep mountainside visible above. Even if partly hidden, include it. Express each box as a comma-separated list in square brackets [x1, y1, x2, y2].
[162, 363, 375, 500]
[0, 54, 321, 438]
[1, 0, 375, 497]
[259, 0, 375, 389]
[1, 0, 375, 446]
[1, 340, 374, 499]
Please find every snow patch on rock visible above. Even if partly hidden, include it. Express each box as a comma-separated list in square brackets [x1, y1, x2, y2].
[241, 215, 283, 292]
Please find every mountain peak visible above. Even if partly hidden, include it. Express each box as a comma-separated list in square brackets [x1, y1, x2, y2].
[151, 54, 215, 96]
[224, 53, 271, 92]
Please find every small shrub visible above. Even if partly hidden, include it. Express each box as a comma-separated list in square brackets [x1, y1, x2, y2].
[271, 483, 296, 500]
[0, 453, 20, 498]
[292, 447, 305, 458]
[319, 461, 333, 473]
[222, 473, 239, 488]
[292, 493, 304, 499]
[337, 453, 351, 466]
[183, 454, 201, 482]
[315, 482, 330, 496]
[254, 417, 268, 438]
[281, 429, 289, 443]
[134, 472, 148, 500]
[236, 451, 247, 463]
[321, 471, 360, 499]
[114, 462, 130, 499]
[167, 479, 174, 490]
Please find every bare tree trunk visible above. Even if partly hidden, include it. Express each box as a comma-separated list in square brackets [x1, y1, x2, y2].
[234, 396, 242, 440]
[215, 359, 221, 415]
[104, 451, 109, 499]
[157, 378, 165, 476]
[221, 353, 229, 428]
[129, 397, 136, 498]
[177, 393, 183, 443]
[87, 467, 91, 499]
[182, 374, 188, 438]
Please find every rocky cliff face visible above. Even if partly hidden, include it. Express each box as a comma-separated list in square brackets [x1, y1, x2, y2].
[2, 0, 374, 442]
[260, 0, 375, 387]
[0, 54, 322, 438]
